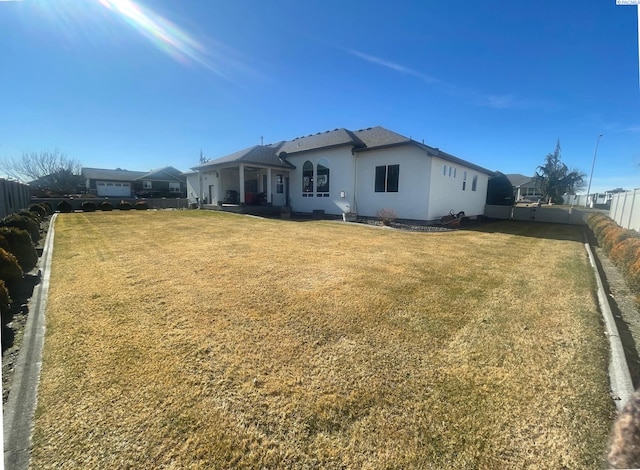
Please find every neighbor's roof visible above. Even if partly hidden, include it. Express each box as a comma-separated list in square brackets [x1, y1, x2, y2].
[137, 166, 186, 183]
[82, 167, 147, 181]
[505, 173, 536, 187]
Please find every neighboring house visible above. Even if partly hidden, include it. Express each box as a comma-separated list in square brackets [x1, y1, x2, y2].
[189, 126, 493, 222]
[82, 166, 186, 198]
[134, 167, 187, 198]
[506, 174, 543, 202]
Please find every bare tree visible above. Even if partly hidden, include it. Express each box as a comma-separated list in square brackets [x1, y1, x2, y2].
[0, 150, 83, 194]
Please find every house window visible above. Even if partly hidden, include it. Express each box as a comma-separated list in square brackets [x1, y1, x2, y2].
[453, 168, 457, 178]
[276, 174, 284, 194]
[143, 180, 152, 189]
[169, 182, 181, 193]
[463, 171, 467, 190]
[317, 159, 329, 195]
[472, 175, 478, 191]
[375, 164, 399, 192]
[443, 165, 447, 176]
[303, 161, 313, 195]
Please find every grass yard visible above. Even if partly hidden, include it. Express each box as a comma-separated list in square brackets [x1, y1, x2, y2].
[31, 211, 614, 468]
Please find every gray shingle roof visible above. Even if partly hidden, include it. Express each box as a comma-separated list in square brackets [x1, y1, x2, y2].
[352, 126, 411, 149]
[137, 166, 186, 183]
[505, 173, 535, 187]
[194, 143, 294, 170]
[278, 128, 363, 155]
[194, 126, 492, 175]
[82, 168, 147, 181]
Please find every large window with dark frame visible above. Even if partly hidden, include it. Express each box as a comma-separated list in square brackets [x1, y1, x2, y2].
[302, 160, 313, 196]
[316, 159, 330, 197]
[375, 164, 399, 192]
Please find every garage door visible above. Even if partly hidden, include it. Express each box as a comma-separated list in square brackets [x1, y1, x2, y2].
[97, 181, 131, 197]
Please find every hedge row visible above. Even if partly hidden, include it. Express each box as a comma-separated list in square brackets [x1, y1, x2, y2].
[0, 206, 48, 316]
[57, 200, 149, 212]
[587, 213, 640, 306]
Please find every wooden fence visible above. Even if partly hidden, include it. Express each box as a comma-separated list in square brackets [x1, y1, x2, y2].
[0, 179, 31, 219]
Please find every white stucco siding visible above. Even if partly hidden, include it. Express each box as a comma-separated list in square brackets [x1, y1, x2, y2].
[186, 173, 200, 204]
[354, 146, 430, 220]
[427, 157, 489, 220]
[286, 147, 355, 215]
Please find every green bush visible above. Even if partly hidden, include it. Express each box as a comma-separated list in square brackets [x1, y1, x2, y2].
[119, 201, 132, 211]
[41, 202, 53, 215]
[82, 201, 97, 212]
[57, 200, 73, 213]
[100, 201, 113, 211]
[0, 227, 38, 272]
[0, 214, 40, 244]
[29, 204, 48, 219]
[134, 201, 149, 210]
[0, 279, 10, 315]
[0, 248, 23, 287]
[18, 210, 41, 223]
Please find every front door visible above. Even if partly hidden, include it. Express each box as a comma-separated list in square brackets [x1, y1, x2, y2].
[208, 185, 214, 205]
[272, 174, 286, 206]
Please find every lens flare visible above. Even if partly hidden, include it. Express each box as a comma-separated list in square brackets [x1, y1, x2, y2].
[97, 0, 210, 68]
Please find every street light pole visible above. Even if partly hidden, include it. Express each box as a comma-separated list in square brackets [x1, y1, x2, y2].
[586, 133, 603, 207]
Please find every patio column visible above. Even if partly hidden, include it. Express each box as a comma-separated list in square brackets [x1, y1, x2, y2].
[267, 168, 272, 204]
[239, 164, 245, 204]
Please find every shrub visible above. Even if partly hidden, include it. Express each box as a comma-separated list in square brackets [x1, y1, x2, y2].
[0, 227, 38, 272]
[41, 202, 54, 215]
[610, 238, 640, 274]
[18, 210, 41, 223]
[118, 201, 132, 211]
[82, 201, 97, 212]
[134, 201, 149, 210]
[29, 204, 48, 219]
[57, 200, 73, 213]
[0, 214, 40, 244]
[0, 247, 23, 287]
[603, 227, 640, 253]
[100, 201, 113, 211]
[0, 280, 10, 315]
[376, 208, 397, 226]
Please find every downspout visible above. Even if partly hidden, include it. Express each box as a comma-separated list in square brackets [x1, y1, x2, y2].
[352, 149, 358, 214]
[198, 169, 203, 208]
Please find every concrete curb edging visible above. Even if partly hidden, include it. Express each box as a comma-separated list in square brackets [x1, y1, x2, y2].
[3, 213, 57, 470]
[584, 234, 634, 411]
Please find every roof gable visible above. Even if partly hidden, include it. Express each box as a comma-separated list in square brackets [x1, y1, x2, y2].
[278, 128, 363, 155]
[137, 166, 186, 183]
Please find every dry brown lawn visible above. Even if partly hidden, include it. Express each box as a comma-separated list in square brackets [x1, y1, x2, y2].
[31, 211, 614, 469]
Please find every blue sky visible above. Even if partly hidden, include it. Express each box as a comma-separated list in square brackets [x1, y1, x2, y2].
[1, 0, 639, 194]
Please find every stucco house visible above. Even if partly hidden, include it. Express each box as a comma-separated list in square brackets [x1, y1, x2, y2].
[83, 166, 186, 198]
[188, 126, 492, 222]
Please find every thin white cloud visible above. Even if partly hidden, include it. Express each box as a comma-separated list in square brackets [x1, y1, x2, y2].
[345, 48, 440, 84]
[344, 48, 553, 110]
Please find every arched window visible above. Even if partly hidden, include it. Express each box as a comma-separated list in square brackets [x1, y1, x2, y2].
[303, 160, 313, 195]
[317, 159, 329, 196]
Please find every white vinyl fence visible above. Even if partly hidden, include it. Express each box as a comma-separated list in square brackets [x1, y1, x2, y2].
[485, 205, 592, 225]
[609, 189, 640, 231]
[0, 179, 31, 219]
